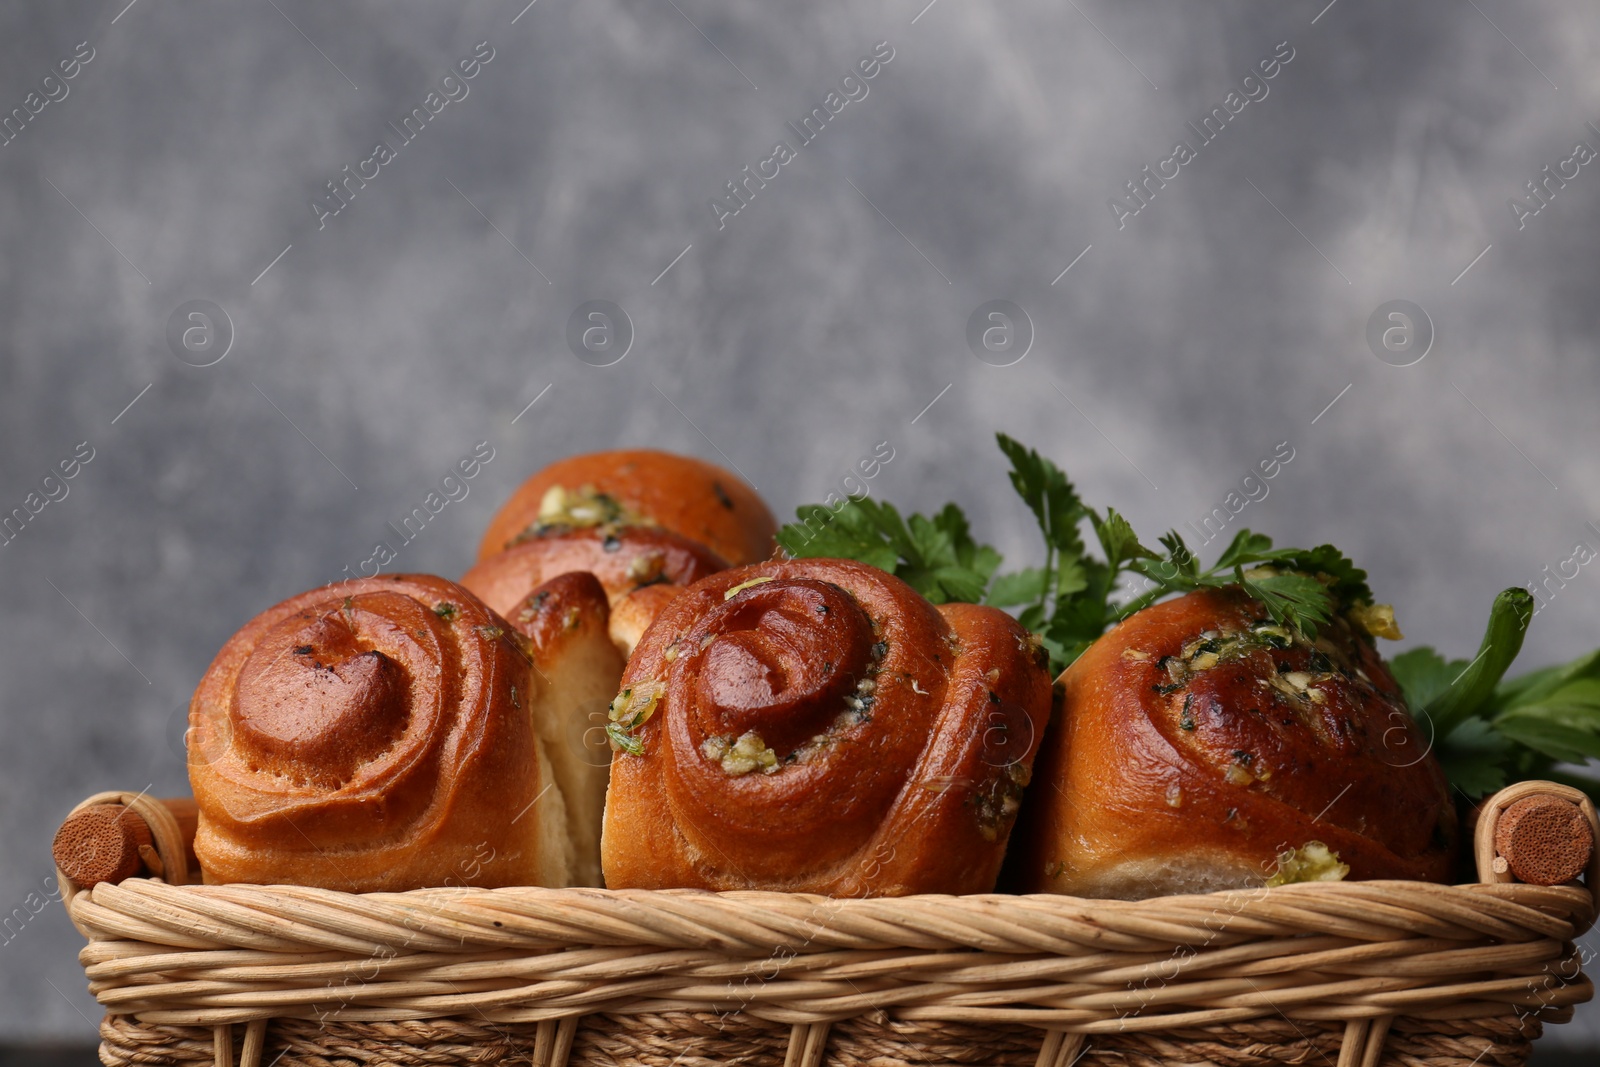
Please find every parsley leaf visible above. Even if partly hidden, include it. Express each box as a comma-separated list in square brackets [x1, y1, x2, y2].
[985, 567, 1049, 608]
[776, 502, 899, 572]
[1091, 508, 1158, 571]
[1388, 647, 1469, 711]
[1126, 529, 1361, 639]
[996, 433, 1085, 558]
[1435, 718, 1511, 798]
[1239, 571, 1335, 632]
[1274, 545, 1374, 609]
[776, 497, 999, 605]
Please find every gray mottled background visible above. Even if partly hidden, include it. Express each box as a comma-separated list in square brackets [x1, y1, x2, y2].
[3, 0, 1599, 1051]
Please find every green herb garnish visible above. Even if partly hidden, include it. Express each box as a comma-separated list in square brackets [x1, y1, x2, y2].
[775, 498, 1000, 605]
[779, 434, 1376, 675]
[605, 721, 645, 757]
[1390, 589, 1600, 802]
[605, 681, 664, 757]
[776, 435, 1599, 800]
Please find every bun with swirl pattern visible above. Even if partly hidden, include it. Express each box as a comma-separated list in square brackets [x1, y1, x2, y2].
[1014, 587, 1457, 899]
[600, 559, 1055, 896]
[188, 575, 581, 892]
[476, 449, 778, 568]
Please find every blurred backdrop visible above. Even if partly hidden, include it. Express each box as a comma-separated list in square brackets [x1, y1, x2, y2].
[2, 0, 1598, 1052]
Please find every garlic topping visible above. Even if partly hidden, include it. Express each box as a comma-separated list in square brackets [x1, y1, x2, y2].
[1266, 841, 1349, 887]
[537, 483, 641, 529]
[701, 731, 781, 776]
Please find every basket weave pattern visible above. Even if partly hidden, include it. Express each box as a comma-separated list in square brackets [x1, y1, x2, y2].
[62, 783, 1600, 1067]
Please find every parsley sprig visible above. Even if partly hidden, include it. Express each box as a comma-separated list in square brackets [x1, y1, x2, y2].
[778, 434, 1371, 674]
[777, 499, 1002, 605]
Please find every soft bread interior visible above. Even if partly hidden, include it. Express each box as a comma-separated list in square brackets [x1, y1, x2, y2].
[1062, 852, 1262, 900]
[515, 572, 627, 887]
[531, 629, 622, 886]
[521, 732, 576, 887]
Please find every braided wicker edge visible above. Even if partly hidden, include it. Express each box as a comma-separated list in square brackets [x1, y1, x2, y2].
[61, 784, 1600, 1067]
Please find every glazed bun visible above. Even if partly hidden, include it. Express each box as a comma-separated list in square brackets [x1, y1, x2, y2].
[1015, 587, 1457, 899]
[477, 449, 777, 567]
[187, 575, 613, 891]
[601, 559, 1055, 896]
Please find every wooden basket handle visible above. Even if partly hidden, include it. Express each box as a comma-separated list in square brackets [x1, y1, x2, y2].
[1474, 781, 1599, 901]
[53, 791, 198, 897]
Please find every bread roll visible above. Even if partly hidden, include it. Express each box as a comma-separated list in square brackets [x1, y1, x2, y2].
[601, 559, 1055, 896]
[476, 449, 777, 567]
[462, 526, 725, 657]
[188, 575, 583, 891]
[1014, 587, 1458, 899]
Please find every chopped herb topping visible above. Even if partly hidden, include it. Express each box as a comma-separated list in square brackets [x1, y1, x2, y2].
[606, 680, 665, 755]
[538, 484, 636, 529]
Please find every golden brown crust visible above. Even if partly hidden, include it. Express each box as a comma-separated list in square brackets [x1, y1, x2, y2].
[608, 584, 685, 660]
[464, 527, 726, 617]
[476, 449, 777, 567]
[188, 575, 569, 892]
[1015, 588, 1457, 898]
[462, 526, 727, 659]
[601, 559, 1055, 896]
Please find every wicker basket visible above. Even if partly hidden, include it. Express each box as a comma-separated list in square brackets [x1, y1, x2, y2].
[57, 780, 1599, 1067]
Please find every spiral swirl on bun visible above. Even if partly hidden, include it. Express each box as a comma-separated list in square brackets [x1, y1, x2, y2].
[601, 559, 1055, 896]
[188, 575, 576, 891]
